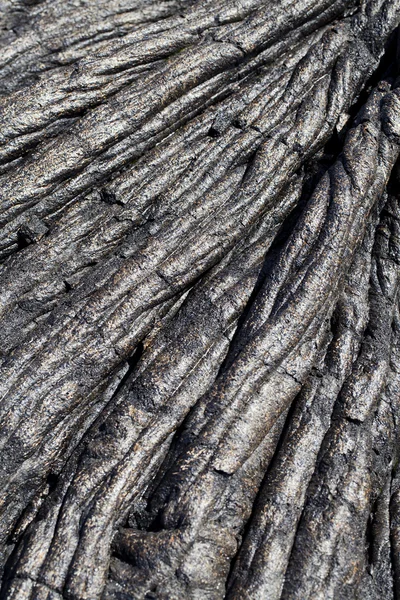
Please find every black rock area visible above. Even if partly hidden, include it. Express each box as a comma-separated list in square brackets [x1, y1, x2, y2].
[1, 1, 400, 598]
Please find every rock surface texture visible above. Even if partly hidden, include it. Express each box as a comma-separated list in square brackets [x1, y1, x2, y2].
[1, 0, 400, 598]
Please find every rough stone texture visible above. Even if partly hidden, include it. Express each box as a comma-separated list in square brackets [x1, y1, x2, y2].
[1, 0, 400, 598]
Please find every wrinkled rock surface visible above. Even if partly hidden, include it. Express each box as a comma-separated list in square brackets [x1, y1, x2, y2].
[1, 1, 400, 598]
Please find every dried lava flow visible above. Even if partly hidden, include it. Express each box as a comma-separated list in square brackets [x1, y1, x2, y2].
[1, 1, 400, 599]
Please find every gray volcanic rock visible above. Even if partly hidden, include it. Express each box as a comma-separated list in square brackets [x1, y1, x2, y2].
[1, 1, 400, 599]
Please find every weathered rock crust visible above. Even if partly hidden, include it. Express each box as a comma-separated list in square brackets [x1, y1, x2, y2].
[1, 1, 400, 599]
